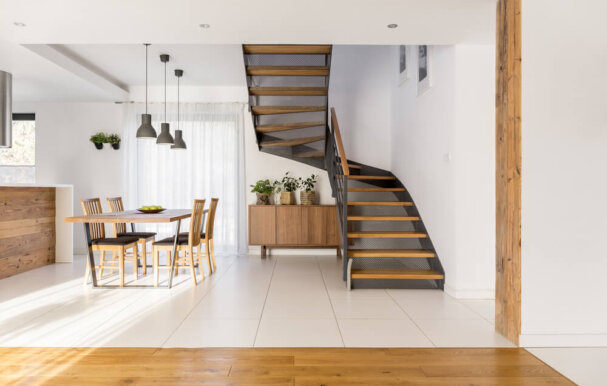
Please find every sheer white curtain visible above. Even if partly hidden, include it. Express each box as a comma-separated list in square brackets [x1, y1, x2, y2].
[123, 102, 246, 255]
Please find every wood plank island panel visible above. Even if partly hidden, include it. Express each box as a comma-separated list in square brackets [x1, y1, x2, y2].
[0, 187, 56, 279]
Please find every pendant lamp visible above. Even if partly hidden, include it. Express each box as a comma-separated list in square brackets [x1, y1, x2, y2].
[171, 69, 187, 150]
[136, 44, 157, 139]
[156, 54, 174, 145]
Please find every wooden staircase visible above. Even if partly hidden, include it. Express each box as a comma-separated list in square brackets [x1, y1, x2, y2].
[327, 107, 445, 290]
[243, 45, 445, 290]
[243, 44, 332, 170]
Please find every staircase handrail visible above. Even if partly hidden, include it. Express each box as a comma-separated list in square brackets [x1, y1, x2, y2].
[325, 108, 349, 280]
[330, 108, 350, 176]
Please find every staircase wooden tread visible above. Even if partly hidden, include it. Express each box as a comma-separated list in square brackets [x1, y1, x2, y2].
[247, 66, 329, 76]
[351, 269, 444, 280]
[348, 231, 427, 239]
[260, 136, 324, 147]
[347, 188, 405, 192]
[347, 215, 420, 221]
[244, 45, 332, 54]
[347, 175, 395, 180]
[256, 121, 325, 133]
[347, 164, 363, 169]
[348, 249, 434, 257]
[249, 87, 328, 96]
[348, 201, 413, 206]
[252, 106, 326, 115]
[295, 151, 324, 158]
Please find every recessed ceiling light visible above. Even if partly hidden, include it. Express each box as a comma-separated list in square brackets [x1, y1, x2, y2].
[199, 24, 210, 29]
[13, 22, 26, 27]
[387, 23, 398, 29]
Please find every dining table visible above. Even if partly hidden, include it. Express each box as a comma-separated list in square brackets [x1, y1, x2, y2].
[64, 209, 207, 288]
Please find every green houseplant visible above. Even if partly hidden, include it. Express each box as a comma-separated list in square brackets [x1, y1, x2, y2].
[298, 174, 318, 205]
[90, 132, 107, 150]
[276, 172, 299, 205]
[250, 179, 277, 205]
[107, 133, 121, 150]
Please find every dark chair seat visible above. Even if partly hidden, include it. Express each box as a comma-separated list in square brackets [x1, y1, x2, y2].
[118, 232, 157, 239]
[153, 236, 190, 246]
[92, 236, 139, 246]
[178, 232, 205, 239]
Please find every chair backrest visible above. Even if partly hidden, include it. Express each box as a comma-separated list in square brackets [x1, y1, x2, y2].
[80, 198, 105, 240]
[188, 199, 206, 247]
[106, 197, 127, 236]
[205, 198, 219, 239]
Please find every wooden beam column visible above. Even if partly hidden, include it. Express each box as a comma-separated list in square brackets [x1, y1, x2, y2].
[495, 0, 522, 344]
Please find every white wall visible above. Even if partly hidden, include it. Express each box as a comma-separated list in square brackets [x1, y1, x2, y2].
[330, 45, 393, 170]
[13, 102, 125, 255]
[520, 0, 607, 346]
[390, 45, 496, 298]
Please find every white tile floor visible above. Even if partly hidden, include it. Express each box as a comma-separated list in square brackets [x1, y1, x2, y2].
[0, 254, 514, 348]
[2, 254, 606, 384]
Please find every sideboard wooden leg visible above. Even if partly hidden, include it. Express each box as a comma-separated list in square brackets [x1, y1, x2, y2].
[261, 246, 267, 258]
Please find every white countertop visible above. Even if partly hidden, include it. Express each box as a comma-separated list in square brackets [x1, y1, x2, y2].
[0, 183, 73, 188]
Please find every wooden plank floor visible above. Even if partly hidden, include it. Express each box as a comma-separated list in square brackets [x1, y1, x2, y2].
[0, 348, 573, 385]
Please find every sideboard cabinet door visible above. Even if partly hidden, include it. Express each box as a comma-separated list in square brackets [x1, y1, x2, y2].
[276, 206, 304, 245]
[249, 206, 276, 245]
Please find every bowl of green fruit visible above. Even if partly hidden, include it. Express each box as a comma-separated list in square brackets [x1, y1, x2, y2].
[137, 205, 165, 214]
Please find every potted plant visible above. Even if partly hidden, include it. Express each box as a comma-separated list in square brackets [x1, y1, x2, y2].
[299, 174, 318, 205]
[276, 172, 299, 205]
[250, 179, 277, 205]
[90, 132, 107, 150]
[107, 133, 121, 150]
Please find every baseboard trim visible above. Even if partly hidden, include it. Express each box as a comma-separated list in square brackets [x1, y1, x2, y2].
[247, 246, 338, 256]
[519, 334, 607, 347]
[444, 285, 495, 299]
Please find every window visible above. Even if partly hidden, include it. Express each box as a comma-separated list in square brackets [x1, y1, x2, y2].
[0, 113, 36, 183]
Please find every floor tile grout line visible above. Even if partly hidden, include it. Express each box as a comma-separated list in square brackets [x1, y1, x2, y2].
[2, 278, 148, 346]
[386, 290, 437, 348]
[457, 299, 496, 325]
[158, 256, 240, 347]
[252, 256, 278, 347]
[317, 256, 346, 347]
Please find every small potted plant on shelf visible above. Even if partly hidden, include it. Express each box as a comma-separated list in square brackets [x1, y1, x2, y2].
[299, 174, 318, 205]
[107, 133, 121, 150]
[250, 179, 277, 205]
[90, 132, 107, 150]
[276, 172, 299, 205]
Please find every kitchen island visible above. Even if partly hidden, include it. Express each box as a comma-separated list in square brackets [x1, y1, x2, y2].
[0, 184, 73, 279]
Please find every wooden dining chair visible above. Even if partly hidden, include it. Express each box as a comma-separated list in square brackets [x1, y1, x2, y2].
[201, 198, 219, 273]
[152, 199, 205, 286]
[178, 198, 219, 274]
[106, 197, 156, 276]
[81, 198, 141, 286]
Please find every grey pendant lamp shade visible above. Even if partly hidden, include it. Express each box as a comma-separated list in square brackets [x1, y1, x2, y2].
[171, 69, 186, 150]
[156, 54, 174, 145]
[136, 44, 157, 139]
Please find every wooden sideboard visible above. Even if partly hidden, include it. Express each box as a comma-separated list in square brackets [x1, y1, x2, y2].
[248, 205, 339, 256]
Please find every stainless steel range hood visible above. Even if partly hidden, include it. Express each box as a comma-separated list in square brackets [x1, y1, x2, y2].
[0, 71, 12, 148]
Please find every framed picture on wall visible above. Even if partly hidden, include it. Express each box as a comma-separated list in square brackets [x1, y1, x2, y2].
[417, 45, 432, 95]
[398, 45, 409, 85]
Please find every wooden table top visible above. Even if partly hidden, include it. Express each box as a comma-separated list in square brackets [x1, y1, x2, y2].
[64, 209, 203, 223]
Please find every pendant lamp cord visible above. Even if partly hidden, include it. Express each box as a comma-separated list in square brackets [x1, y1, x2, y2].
[145, 44, 148, 115]
[164, 59, 167, 123]
[177, 76, 180, 131]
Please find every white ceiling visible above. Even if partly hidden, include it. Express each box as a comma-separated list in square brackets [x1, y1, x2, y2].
[0, 0, 496, 102]
[1, 0, 496, 45]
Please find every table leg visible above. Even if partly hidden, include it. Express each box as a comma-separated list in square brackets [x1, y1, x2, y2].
[84, 223, 98, 287]
[167, 219, 181, 288]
